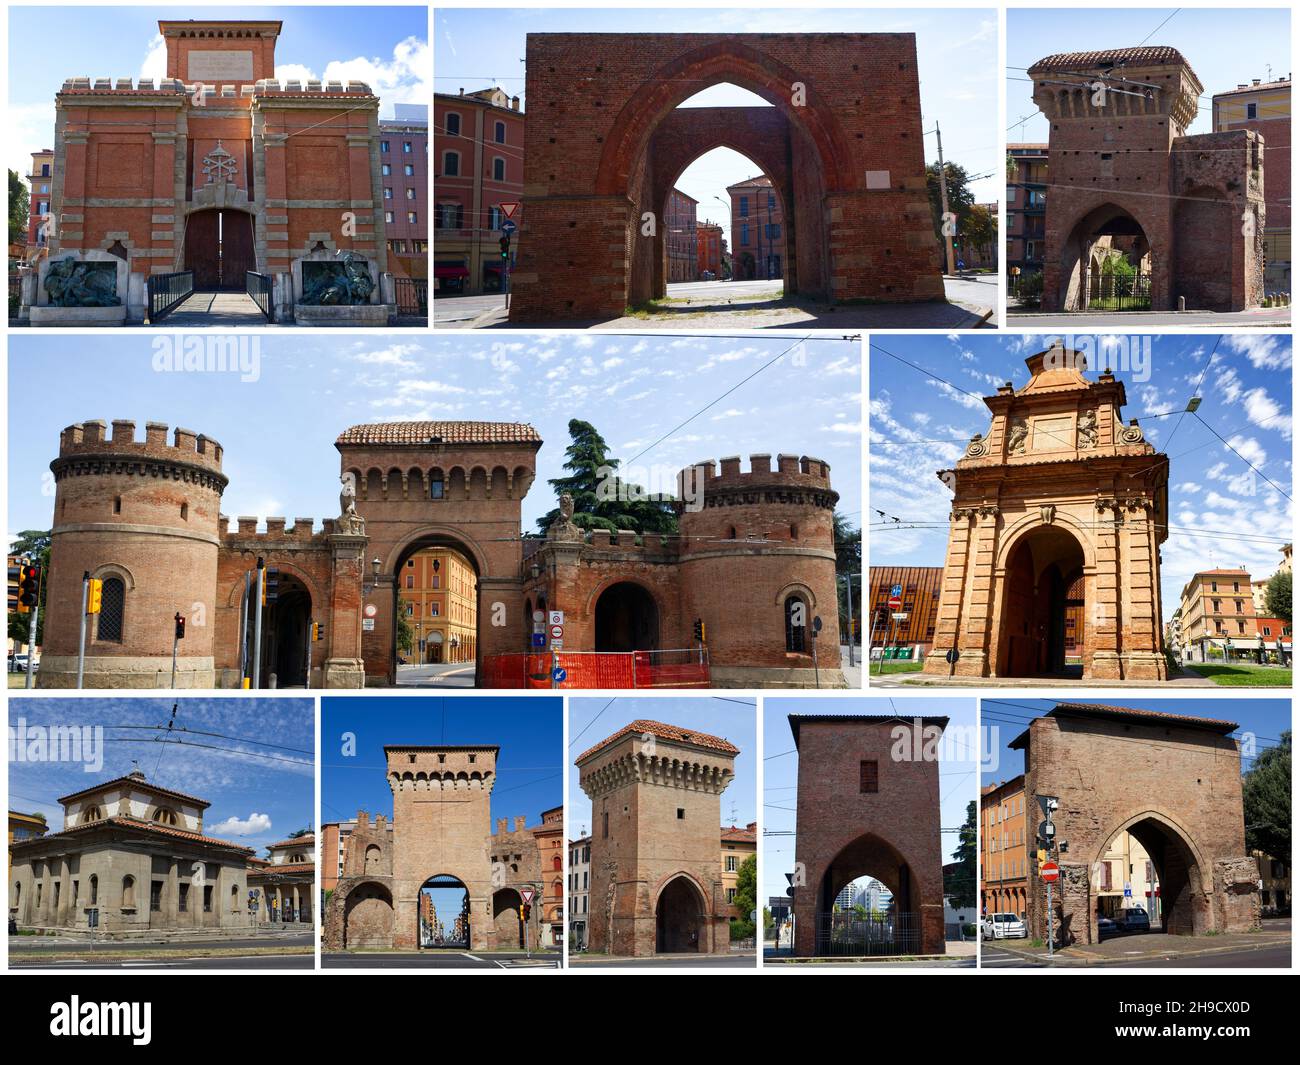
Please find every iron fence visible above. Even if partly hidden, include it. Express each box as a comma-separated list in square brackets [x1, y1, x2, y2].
[815, 911, 920, 957]
[481, 648, 710, 689]
[8, 273, 22, 317]
[394, 276, 428, 317]
[246, 270, 274, 322]
[1087, 272, 1151, 311]
[146, 270, 193, 323]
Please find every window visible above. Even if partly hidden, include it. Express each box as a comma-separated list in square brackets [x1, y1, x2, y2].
[97, 577, 125, 642]
[436, 203, 463, 230]
[784, 595, 806, 653]
[493, 157, 506, 182]
[495, 121, 506, 144]
[122, 876, 136, 909]
[430, 476, 445, 499]
[725, 855, 738, 872]
[430, 602, 440, 617]
[403, 140, 413, 153]
[738, 196, 749, 217]
[89, 875, 98, 905]
[768, 192, 775, 210]
[488, 206, 503, 231]
[384, 187, 392, 199]
[445, 113, 461, 136]
[442, 152, 460, 177]
[82, 804, 102, 823]
[404, 164, 415, 177]
[1247, 103, 1258, 120]
[179, 883, 189, 912]
[408, 211, 418, 225]
[150, 880, 163, 912]
[406, 574, 413, 589]
[380, 140, 390, 153]
[740, 222, 749, 247]
[860, 759, 879, 793]
[406, 188, 416, 201]
[385, 210, 395, 224]
[204, 885, 212, 912]
[602, 812, 609, 839]
[381, 163, 391, 176]
[676, 808, 685, 820]
[152, 807, 178, 826]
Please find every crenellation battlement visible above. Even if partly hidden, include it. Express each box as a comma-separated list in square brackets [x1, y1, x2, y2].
[57, 419, 224, 471]
[677, 453, 833, 495]
[222, 515, 326, 541]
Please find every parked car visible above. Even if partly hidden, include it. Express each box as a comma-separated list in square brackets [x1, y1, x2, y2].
[8, 653, 37, 673]
[981, 912, 1027, 939]
[1118, 907, 1151, 933]
[1097, 915, 1119, 937]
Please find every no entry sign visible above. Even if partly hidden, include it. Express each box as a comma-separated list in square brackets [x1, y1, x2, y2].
[887, 595, 902, 610]
[1040, 860, 1060, 883]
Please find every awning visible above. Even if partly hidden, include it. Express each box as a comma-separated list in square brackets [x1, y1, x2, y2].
[434, 264, 469, 279]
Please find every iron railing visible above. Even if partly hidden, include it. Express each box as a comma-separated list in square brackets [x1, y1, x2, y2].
[146, 270, 193, 323]
[1087, 272, 1152, 311]
[393, 276, 428, 317]
[815, 911, 920, 957]
[482, 648, 710, 689]
[246, 270, 274, 322]
[8, 273, 22, 317]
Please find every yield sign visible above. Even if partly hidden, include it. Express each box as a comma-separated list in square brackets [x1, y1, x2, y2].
[499, 201, 521, 219]
[520, 886, 536, 904]
[1040, 860, 1060, 883]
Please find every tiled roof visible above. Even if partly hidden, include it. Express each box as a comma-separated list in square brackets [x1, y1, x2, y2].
[248, 862, 316, 876]
[576, 719, 740, 763]
[1028, 47, 1189, 73]
[268, 835, 315, 849]
[11, 815, 253, 854]
[1009, 702, 1238, 748]
[721, 824, 757, 844]
[57, 774, 210, 808]
[336, 422, 540, 446]
[1214, 79, 1292, 98]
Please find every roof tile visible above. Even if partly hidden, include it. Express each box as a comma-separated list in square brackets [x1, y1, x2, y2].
[336, 422, 540, 446]
[576, 719, 740, 763]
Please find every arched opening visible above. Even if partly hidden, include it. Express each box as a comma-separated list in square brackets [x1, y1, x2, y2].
[183, 208, 256, 290]
[1173, 186, 1235, 310]
[815, 833, 919, 956]
[1060, 204, 1152, 311]
[393, 538, 481, 688]
[1094, 816, 1205, 938]
[594, 581, 660, 652]
[419, 875, 470, 948]
[655, 874, 708, 953]
[342, 882, 393, 949]
[363, 844, 382, 873]
[492, 887, 525, 948]
[250, 571, 312, 688]
[996, 526, 1086, 678]
[784, 593, 809, 653]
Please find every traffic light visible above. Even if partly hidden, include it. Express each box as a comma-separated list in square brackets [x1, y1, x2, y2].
[87, 579, 103, 615]
[7, 564, 21, 612]
[16, 564, 41, 614]
[692, 618, 706, 643]
[522, 903, 531, 922]
[499, 235, 511, 260]
[263, 566, 279, 605]
[311, 621, 326, 642]
[174, 613, 186, 641]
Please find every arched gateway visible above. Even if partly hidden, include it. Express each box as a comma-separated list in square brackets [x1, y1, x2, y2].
[925, 343, 1169, 681]
[509, 33, 944, 322]
[1012, 703, 1261, 946]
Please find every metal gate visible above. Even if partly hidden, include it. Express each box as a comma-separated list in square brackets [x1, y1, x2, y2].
[815, 911, 920, 956]
[1087, 271, 1151, 311]
[184, 209, 256, 290]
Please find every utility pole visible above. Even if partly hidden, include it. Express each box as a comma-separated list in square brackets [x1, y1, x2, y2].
[76, 571, 90, 689]
[24, 593, 39, 690]
[239, 572, 250, 688]
[934, 123, 956, 275]
[252, 557, 265, 689]
[841, 574, 857, 668]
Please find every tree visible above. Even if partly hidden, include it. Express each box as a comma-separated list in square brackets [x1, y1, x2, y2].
[288, 826, 313, 839]
[1265, 570, 1292, 624]
[1243, 730, 1290, 859]
[536, 419, 678, 535]
[833, 511, 861, 642]
[925, 161, 976, 245]
[944, 800, 977, 909]
[961, 203, 996, 266]
[7, 530, 51, 649]
[9, 170, 29, 247]
[397, 612, 415, 658]
[733, 853, 757, 921]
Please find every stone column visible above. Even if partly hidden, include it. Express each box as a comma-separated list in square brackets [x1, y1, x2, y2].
[961, 507, 1001, 675]
[323, 531, 367, 687]
[1091, 498, 1123, 679]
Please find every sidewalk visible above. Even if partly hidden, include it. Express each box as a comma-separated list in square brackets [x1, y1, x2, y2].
[986, 929, 1290, 966]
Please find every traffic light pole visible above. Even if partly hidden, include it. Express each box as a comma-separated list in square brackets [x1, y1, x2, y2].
[842, 574, 856, 668]
[252, 558, 265, 689]
[304, 618, 313, 690]
[1047, 879, 1055, 958]
[76, 572, 89, 689]
[25, 599, 40, 690]
[170, 616, 181, 690]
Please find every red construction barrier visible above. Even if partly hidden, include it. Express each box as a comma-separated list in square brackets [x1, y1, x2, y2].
[480, 649, 709, 689]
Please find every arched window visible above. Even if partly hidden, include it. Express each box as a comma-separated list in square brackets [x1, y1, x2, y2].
[230, 884, 240, 912]
[151, 807, 178, 826]
[89, 875, 98, 905]
[121, 875, 136, 909]
[97, 577, 125, 642]
[12, 882, 20, 909]
[784, 595, 807, 653]
[82, 805, 102, 823]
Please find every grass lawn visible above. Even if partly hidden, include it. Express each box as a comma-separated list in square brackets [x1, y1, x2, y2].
[1183, 663, 1293, 687]
[871, 660, 925, 675]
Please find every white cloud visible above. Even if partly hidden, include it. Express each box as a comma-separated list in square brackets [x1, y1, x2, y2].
[209, 812, 272, 837]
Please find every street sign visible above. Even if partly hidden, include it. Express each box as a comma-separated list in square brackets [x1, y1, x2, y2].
[500, 218, 517, 235]
[362, 618, 375, 631]
[946, 648, 959, 664]
[364, 603, 378, 618]
[550, 624, 564, 639]
[888, 595, 902, 610]
[531, 633, 545, 648]
[552, 667, 567, 683]
[890, 583, 902, 597]
[520, 885, 535, 904]
[548, 610, 564, 626]
[550, 639, 563, 650]
[1124, 883, 1133, 898]
[1040, 860, 1060, 883]
[532, 610, 544, 623]
[499, 202, 520, 220]
[891, 612, 908, 621]
[813, 616, 823, 632]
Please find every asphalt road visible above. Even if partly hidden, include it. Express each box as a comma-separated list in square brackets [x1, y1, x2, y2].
[10, 932, 314, 954]
[1008, 307, 1291, 329]
[323, 951, 560, 969]
[395, 661, 476, 687]
[13, 954, 314, 970]
[981, 943, 1291, 969]
[570, 953, 756, 969]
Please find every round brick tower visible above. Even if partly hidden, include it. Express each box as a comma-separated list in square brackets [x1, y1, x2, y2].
[39, 419, 228, 688]
[676, 453, 844, 687]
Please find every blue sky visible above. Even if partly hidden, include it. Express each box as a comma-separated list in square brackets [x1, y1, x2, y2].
[320, 696, 562, 827]
[436, 7, 999, 221]
[8, 697, 314, 858]
[567, 697, 757, 840]
[7, 4, 429, 181]
[762, 696, 978, 907]
[980, 697, 1291, 787]
[869, 334, 1293, 624]
[1007, 8, 1292, 142]
[7, 333, 862, 542]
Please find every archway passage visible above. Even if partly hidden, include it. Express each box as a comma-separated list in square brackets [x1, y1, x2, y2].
[394, 539, 480, 688]
[342, 882, 393, 949]
[997, 526, 1086, 678]
[815, 834, 919, 956]
[419, 875, 470, 948]
[1060, 204, 1153, 311]
[260, 572, 311, 688]
[183, 208, 256, 290]
[492, 887, 525, 949]
[594, 582, 660, 652]
[656, 875, 707, 953]
[1096, 817, 1204, 937]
